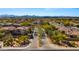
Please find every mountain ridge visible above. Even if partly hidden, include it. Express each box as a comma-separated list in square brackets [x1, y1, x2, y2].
[0, 15, 79, 18]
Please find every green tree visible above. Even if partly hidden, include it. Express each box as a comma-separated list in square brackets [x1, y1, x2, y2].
[20, 22, 31, 26]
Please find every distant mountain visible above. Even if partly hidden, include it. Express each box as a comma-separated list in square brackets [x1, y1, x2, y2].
[0, 15, 40, 18]
[0, 15, 17, 18]
[0, 15, 79, 18]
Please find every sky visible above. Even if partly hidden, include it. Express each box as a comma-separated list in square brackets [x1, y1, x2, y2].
[0, 8, 79, 16]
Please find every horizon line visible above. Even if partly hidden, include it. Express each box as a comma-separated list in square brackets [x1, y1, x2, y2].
[0, 14, 79, 17]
